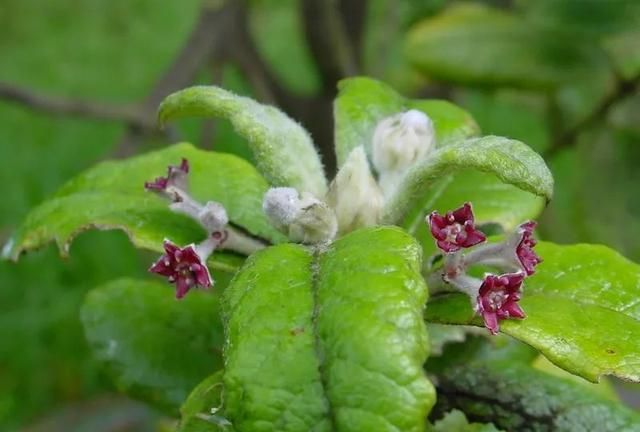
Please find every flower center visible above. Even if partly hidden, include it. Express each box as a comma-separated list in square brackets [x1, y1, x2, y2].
[487, 289, 507, 311]
[444, 223, 463, 243]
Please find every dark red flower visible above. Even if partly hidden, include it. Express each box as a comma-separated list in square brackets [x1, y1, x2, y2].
[144, 158, 190, 199]
[149, 239, 212, 299]
[516, 221, 542, 275]
[428, 203, 487, 253]
[476, 272, 525, 334]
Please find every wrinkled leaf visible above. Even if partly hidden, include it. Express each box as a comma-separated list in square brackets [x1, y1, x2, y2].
[4, 143, 284, 272]
[426, 242, 640, 382]
[384, 135, 553, 224]
[433, 361, 640, 431]
[334, 77, 479, 167]
[158, 86, 327, 197]
[81, 278, 224, 412]
[223, 227, 435, 431]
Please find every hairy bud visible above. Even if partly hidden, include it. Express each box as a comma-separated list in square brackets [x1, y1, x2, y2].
[263, 187, 337, 244]
[372, 109, 436, 196]
[325, 146, 384, 235]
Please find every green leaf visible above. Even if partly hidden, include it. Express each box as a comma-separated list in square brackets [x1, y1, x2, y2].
[517, 0, 640, 38]
[158, 86, 327, 197]
[4, 143, 285, 272]
[426, 242, 640, 382]
[603, 30, 640, 80]
[178, 372, 231, 432]
[402, 171, 546, 260]
[334, 77, 479, 168]
[80, 278, 225, 412]
[223, 227, 435, 431]
[433, 362, 640, 431]
[405, 4, 610, 90]
[427, 324, 468, 356]
[431, 410, 502, 432]
[384, 135, 553, 224]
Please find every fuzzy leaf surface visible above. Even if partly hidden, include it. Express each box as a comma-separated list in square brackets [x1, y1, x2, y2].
[4, 143, 284, 272]
[158, 86, 327, 196]
[81, 278, 224, 413]
[222, 227, 435, 431]
[383, 136, 553, 224]
[426, 242, 640, 382]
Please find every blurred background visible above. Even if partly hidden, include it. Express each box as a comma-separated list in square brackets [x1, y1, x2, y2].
[0, 0, 638, 430]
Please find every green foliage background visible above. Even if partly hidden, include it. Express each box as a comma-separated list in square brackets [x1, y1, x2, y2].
[0, 0, 638, 429]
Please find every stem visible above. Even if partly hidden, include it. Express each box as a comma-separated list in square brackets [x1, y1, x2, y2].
[223, 227, 267, 255]
[447, 273, 482, 299]
[463, 242, 505, 267]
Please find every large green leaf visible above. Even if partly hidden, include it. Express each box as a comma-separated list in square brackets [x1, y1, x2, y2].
[433, 361, 640, 431]
[222, 227, 435, 431]
[426, 242, 640, 382]
[80, 278, 225, 413]
[334, 77, 479, 168]
[518, 0, 640, 38]
[158, 86, 327, 197]
[405, 4, 616, 126]
[405, 4, 610, 90]
[383, 136, 553, 224]
[3, 143, 285, 272]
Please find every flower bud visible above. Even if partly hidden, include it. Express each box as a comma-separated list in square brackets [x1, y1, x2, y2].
[372, 110, 435, 196]
[263, 187, 337, 244]
[262, 187, 303, 232]
[325, 146, 384, 235]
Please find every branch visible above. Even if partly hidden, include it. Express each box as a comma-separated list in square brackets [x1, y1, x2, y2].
[302, 0, 359, 93]
[338, 0, 368, 66]
[224, 1, 285, 105]
[0, 82, 153, 129]
[544, 76, 639, 159]
[114, 1, 237, 157]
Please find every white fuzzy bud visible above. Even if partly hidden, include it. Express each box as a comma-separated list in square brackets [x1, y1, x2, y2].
[262, 187, 301, 232]
[263, 187, 337, 244]
[372, 110, 436, 197]
[325, 146, 384, 235]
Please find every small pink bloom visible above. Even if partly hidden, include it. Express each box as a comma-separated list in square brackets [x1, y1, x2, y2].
[515, 221, 542, 275]
[144, 158, 190, 200]
[477, 272, 526, 335]
[428, 203, 487, 253]
[149, 239, 212, 299]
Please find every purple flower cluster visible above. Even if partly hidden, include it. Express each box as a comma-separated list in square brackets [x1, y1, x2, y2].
[145, 159, 229, 299]
[427, 203, 542, 334]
